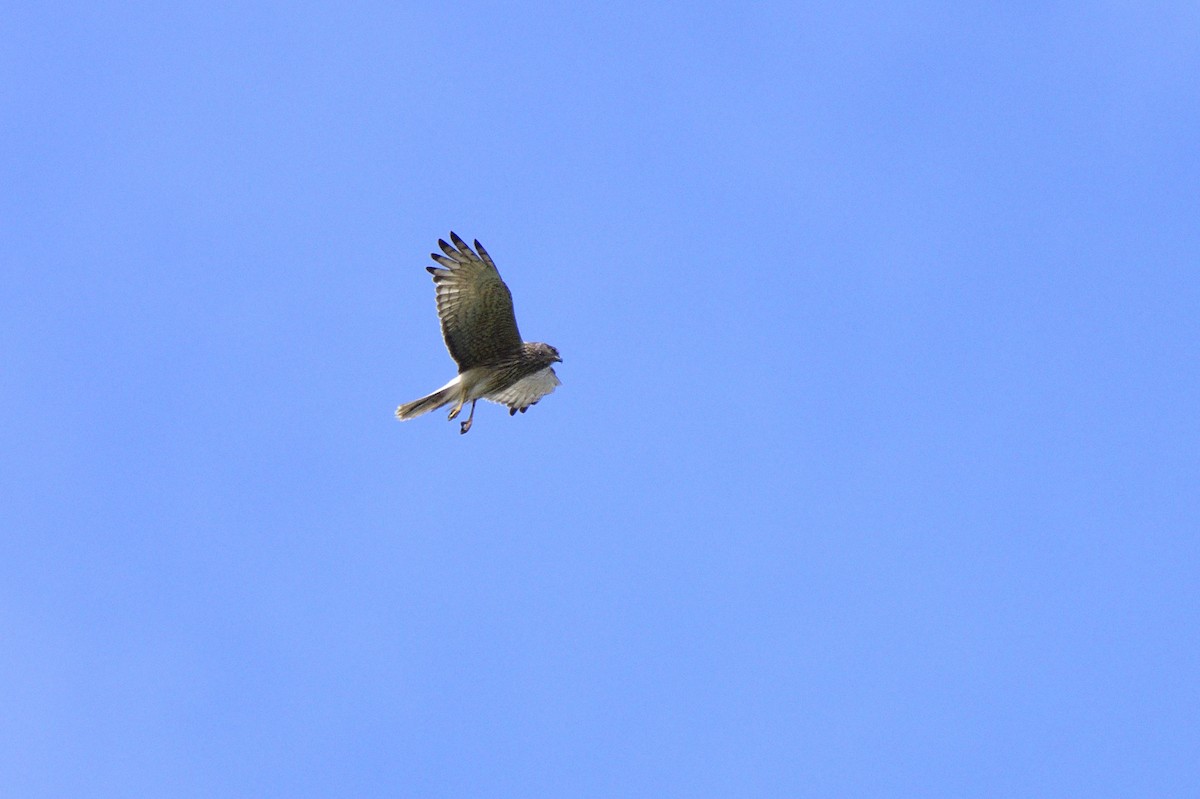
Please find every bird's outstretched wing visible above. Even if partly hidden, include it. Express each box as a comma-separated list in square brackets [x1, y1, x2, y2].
[426, 233, 524, 371]
[490, 367, 561, 414]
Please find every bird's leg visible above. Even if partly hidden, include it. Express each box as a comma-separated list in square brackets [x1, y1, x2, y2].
[459, 400, 477, 434]
[447, 400, 464, 420]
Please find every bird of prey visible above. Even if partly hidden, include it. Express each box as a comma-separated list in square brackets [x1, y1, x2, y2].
[395, 233, 562, 434]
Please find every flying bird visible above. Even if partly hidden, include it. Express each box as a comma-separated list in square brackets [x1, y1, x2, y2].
[395, 233, 562, 434]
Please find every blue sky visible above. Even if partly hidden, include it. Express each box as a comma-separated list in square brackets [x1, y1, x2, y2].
[3, 2, 1198, 796]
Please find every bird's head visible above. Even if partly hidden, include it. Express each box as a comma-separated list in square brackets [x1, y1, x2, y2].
[529, 342, 562, 366]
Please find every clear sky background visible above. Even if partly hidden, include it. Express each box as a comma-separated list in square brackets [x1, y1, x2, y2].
[3, 3, 1198, 796]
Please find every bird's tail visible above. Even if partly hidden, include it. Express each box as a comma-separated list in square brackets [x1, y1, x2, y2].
[395, 376, 461, 421]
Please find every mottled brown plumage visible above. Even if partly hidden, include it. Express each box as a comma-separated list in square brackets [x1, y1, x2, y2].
[427, 233, 524, 369]
[395, 233, 562, 434]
